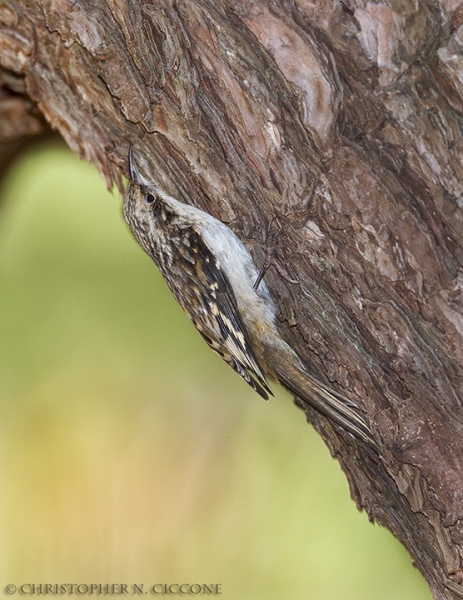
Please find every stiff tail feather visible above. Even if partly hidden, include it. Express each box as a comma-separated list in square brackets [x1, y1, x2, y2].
[274, 358, 378, 450]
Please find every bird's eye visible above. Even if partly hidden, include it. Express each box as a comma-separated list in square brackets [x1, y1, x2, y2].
[146, 193, 155, 204]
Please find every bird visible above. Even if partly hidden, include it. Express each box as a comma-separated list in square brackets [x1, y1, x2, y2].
[123, 147, 377, 450]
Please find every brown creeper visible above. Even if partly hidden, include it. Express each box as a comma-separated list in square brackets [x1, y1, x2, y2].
[124, 148, 377, 450]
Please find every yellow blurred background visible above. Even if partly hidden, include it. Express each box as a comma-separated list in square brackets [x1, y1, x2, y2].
[0, 143, 431, 599]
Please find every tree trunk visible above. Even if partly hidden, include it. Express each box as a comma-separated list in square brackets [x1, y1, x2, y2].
[1, 1, 463, 597]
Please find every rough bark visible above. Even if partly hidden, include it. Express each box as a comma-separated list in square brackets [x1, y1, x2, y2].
[1, 1, 463, 597]
[0, 66, 48, 180]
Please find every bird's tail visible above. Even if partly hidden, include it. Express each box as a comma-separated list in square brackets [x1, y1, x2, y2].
[270, 348, 377, 450]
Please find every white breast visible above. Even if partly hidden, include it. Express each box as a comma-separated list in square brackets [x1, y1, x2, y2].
[154, 189, 277, 328]
[196, 214, 277, 327]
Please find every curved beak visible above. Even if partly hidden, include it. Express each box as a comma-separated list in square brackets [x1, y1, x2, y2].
[128, 145, 141, 182]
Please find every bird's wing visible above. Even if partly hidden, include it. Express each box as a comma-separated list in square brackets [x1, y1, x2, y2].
[176, 226, 273, 400]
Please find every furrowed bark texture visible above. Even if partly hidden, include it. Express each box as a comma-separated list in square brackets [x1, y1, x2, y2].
[1, 1, 463, 597]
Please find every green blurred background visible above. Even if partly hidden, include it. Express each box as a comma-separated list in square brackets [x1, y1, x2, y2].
[0, 143, 431, 599]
